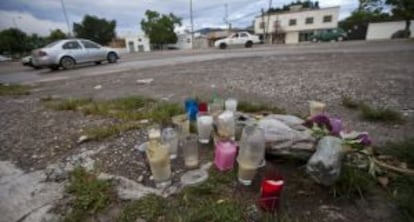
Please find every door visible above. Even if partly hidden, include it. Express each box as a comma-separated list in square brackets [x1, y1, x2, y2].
[62, 40, 87, 63]
[138, 45, 144, 52]
[239, 32, 250, 45]
[228, 33, 239, 46]
[80, 40, 106, 61]
[128, 41, 135, 52]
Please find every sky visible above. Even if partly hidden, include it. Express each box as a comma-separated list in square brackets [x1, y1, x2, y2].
[0, 0, 358, 37]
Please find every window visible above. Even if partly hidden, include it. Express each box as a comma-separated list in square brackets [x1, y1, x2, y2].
[259, 22, 265, 29]
[305, 17, 314, 24]
[240, 32, 248, 38]
[81, 40, 101, 49]
[289, 19, 297, 26]
[62, 41, 81, 50]
[323, 15, 332, 23]
[231, 33, 239, 38]
[138, 38, 142, 42]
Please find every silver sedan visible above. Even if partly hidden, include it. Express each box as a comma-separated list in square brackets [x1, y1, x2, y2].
[32, 38, 119, 70]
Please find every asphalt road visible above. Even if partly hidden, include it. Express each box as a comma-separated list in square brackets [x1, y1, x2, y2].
[0, 40, 413, 84]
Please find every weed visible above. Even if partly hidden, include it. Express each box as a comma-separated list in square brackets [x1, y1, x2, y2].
[238, 101, 285, 114]
[46, 98, 93, 111]
[145, 102, 183, 124]
[117, 194, 166, 222]
[330, 166, 376, 199]
[359, 103, 403, 123]
[0, 83, 30, 96]
[64, 167, 114, 222]
[84, 122, 141, 141]
[391, 175, 414, 222]
[380, 138, 414, 168]
[341, 96, 359, 109]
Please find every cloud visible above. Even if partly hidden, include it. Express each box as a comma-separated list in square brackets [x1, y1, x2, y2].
[0, 10, 67, 36]
[0, 0, 358, 36]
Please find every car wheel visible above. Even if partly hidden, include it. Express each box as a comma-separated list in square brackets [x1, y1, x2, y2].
[245, 41, 253, 48]
[60, 56, 76, 70]
[33, 66, 42, 70]
[107, 52, 118, 63]
[219, 43, 227, 50]
[95, 61, 102, 65]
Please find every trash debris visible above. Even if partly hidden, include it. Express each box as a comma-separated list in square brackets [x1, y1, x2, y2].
[309, 101, 326, 117]
[180, 169, 208, 186]
[134, 142, 148, 153]
[306, 136, 344, 186]
[93, 84, 102, 90]
[136, 78, 154, 84]
[77, 135, 89, 144]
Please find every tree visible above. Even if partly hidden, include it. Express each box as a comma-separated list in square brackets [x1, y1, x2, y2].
[339, 0, 394, 39]
[73, 15, 116, 45]
[48, 29, 66, 42]
[0, 28, 29, 55]
[386, 0, 414, 37]
[28, 34, 47, 49]
[141, 10, 182, 49]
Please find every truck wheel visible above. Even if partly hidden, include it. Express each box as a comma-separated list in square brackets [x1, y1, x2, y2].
[245, 41, 253, 48]
[219, 43, 227, 49]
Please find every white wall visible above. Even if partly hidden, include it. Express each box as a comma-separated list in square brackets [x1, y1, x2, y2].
[124, 35, 151, 53]
[285, 31, 299, 44]
[254, 7, 339, 34]
[175, 34, 193, 50]
[366, 20, 414, 40]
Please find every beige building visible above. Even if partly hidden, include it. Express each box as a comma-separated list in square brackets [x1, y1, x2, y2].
[254, 5, 340, 44]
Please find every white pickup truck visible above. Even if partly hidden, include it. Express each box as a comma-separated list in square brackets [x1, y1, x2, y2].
[214, 32, 261, 49]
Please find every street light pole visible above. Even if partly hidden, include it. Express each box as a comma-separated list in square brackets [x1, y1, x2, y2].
[190, 0, 194, 49]
[60, 0, 71, 37]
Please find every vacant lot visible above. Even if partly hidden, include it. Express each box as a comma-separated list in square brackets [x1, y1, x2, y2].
[1, 40, 413, 222]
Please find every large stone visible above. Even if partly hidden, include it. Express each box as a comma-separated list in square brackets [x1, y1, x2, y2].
[306, 136, 344, 186]
[258, 116, 316, 159]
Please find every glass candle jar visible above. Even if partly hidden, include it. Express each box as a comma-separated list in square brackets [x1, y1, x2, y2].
[197, 113, 213, 144]
[225, 98, 238, 112]
[214, 140, 237, 171]
[182, 135, 199, 169]
[162, 127, 179, 159]
[146, 141, 171, 188]
[216, 111, 235, 140]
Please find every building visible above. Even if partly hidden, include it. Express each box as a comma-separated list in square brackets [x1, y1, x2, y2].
[254, 5, 340, 44]
[366, 20, 414, 40]
[124, 35, 151, 53]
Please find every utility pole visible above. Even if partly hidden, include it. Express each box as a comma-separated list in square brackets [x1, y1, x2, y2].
[266, 0, 273, 44]
[261, 8, 265, 42]
[224, 3, 230, 31]
[190, 0, 194, 49]
[60, 0, 71, 37]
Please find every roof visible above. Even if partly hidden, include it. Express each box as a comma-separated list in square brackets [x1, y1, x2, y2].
[255, 6, 340, 18]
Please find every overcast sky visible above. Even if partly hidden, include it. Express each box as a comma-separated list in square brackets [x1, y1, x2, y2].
[0, 0, 358, 37]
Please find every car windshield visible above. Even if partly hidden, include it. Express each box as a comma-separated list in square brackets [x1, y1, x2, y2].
[44, 40, 62, 48]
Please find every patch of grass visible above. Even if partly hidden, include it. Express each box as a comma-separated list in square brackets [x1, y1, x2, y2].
[341, 96, 359, 109]
[64, 167, 114, 222]
[46, 98, 93, 111]
[145, 102, 183, 124]
[391, 175, 414, 222]
[359, 103, 403, 123]
[380, 138, 414, 168]
[0, 83, 30, 96]
[84, 122, 142, 141]
[238, 101, 285, 114]
[330, 166, 377, 199]
[117, 194, 166, 222]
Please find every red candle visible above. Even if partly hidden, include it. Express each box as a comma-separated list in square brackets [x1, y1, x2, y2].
[259, 179, 284, 212]
[198, 102, 208, 113]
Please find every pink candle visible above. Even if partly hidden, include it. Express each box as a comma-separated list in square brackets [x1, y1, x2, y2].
[214, 141, 237, 171]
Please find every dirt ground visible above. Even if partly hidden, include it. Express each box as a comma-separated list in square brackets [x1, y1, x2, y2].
[1, 41, 413, 222]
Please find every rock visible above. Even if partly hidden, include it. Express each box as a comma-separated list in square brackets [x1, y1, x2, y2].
[45, 163, 68, 182]
[98, 173, 161, 200]
[306, 136, 344, 186]
[266, 114, 306, 131]
[136, 78, 154, 84]
[180, 170, 208, 186]
[319, 205, 347, 221]
[246, 204, 262, 222]
[77, 135, 89, 144]
[137, 175, 144, 183]
[94, 85, 102, 90]
[139, 119, 149, 124]
[258, 117, 316, 159]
